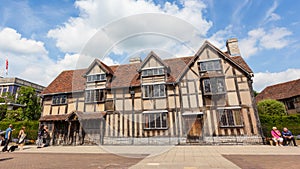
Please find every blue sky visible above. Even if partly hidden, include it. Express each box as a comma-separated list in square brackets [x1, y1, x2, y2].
[0, 0, 299, 92]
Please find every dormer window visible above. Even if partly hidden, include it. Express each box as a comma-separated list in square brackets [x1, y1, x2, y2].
[142, 67, 164, 77]
[199, 59, 221, 72]
[87, 73, 106, 82]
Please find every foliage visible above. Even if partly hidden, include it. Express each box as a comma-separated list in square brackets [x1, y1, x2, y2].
[0, 98, 7, 120]
[3, 108, 23, 121]
[16, 86, 41, 121]
[260, 114, 300, 138]
[257, 99, 286, 116]
[253, 90, 259, 97]
[0, 121, 39, 140]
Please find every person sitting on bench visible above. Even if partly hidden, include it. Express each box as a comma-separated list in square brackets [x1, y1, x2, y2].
[271, 127, 283, 146]
[282, 127, 297, 146]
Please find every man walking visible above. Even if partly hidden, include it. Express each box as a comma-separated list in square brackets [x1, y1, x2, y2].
[2, 124, 13, 152]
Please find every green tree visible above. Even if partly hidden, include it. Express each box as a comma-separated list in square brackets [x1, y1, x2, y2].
[257, 99, 286, 116]
[16, 86, 41, 121]
[0, 97, 7, 120]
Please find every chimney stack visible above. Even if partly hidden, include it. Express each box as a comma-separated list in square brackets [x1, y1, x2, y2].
[226, 38, 241, 56]
[129, 57, 142, 64]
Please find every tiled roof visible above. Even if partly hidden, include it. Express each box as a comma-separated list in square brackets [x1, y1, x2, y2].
[41, 69, 86, 95]
[39, 114, 69, 121]
[230, 56, 253, 73]
[42, 52, 252, 95]
[256, 78, 300, 102]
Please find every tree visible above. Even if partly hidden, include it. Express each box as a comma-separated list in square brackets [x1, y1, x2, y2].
[257, 99, 286, 116]
[0, 97, 7, 120]
[16, 86, 41, 121]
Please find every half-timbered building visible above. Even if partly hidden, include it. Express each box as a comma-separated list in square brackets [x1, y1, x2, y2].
[40, 39, 263, 145]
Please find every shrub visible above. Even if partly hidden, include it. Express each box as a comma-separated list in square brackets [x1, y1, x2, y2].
[0, 121, 39, 140]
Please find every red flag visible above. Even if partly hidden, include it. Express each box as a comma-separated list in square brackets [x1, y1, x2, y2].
[5, 58, 8, 75]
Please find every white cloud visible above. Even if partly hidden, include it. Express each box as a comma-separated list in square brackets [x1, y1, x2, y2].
[0, 27, 80, 86]
[239, 27, 292, 58]
[47, 0, 212, 58]
[207, 25, 233, 50]
[253, 69, 300, 92]
[263, 1, 281, 23]
[0, 27, 47, 55]
[260, 27, 292, 49]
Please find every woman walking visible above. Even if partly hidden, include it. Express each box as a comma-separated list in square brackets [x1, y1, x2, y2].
[18, 126, 26, 150]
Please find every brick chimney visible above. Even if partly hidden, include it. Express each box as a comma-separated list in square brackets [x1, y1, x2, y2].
[226, 38, 241, 56]
[129, 57, 142, 64]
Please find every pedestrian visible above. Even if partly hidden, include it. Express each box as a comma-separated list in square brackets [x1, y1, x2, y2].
[282, 127, 297, 146]
[18, 126, 26, 150]
[43, 125, 50, 147]
[2, 124, 13, 152]
[37, 124, 45, 148]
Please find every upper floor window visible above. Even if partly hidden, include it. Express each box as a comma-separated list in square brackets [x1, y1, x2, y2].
[203, 78, 225, 94]
[286, 99, 295, 110]
[142, 67, 164, 77]
[218, 109, 243, 127]
[143, 84, 165, 98]
[52, 95, 67, 105]
[143, 111, 168, 130]
[87, 73, 106, 82]
[85, 89, 105, 103]
[199, 59, 221, 72]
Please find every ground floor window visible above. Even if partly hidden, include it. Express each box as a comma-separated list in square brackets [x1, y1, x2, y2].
[218, 109, 243, 127]
[143, 111, 168, 129]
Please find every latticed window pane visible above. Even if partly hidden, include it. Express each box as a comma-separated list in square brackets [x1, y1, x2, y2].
[143, 112, 168, 129]
[227, 110, 234, 126]
[219, 110, 227, 126]
[219, 109, 243, 127]
[203, 79, 211, 93]
[153, 85, 160, 97]
[199, 60, 221, 71]
[233, 110, 243, 126]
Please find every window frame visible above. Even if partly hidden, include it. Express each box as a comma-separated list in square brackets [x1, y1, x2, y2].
[52, 95, 67, 105]
[142, 84, 166, 99]
[85, 89, 106, 103]
[218, 109, 243, 127]
[141, 67, 165, 77]
[86, 73, 106, 82]
[143, 111, 168, 130]
[202, 77, 226, 95]
[198, 59, 222, 72]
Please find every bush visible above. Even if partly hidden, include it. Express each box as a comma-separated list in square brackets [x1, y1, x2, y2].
[0, 121, 39, 140]
[260, 114, 300, 137]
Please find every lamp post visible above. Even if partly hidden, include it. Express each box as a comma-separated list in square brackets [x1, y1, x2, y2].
[130, 89, 135, 144]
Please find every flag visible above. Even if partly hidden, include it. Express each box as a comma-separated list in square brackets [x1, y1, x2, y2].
[5, 58, 8, 75]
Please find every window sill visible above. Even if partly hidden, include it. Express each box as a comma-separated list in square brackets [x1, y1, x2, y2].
[220, 125, 244, 128]
[204, 92, 226, 96]
[142, 96, 166, 100]
[85, 101, 105, 104]
[143, 127, 169, 130]
[51, 103, 67, 106]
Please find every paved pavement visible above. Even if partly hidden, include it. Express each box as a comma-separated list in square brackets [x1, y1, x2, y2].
[1, 144, 300, 168]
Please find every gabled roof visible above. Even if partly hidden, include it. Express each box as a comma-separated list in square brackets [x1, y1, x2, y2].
[176, 41, 253, 83]
[42, 41, 253, 95]
[85, 59, 114, 75]
[256, 78, 300, 102]
[137, 51, 170, 72]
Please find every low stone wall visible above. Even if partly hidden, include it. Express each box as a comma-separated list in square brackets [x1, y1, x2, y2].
[203, 136, 264, 145]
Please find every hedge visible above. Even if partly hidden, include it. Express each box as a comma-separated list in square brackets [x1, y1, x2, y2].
[0, 121, 39, 141]
[260, 114, 300, 138]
